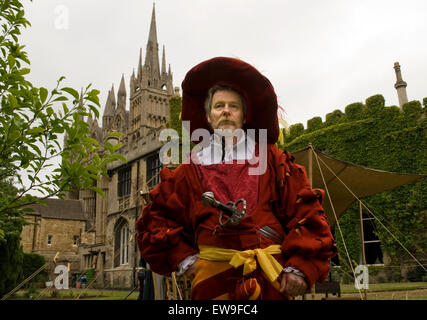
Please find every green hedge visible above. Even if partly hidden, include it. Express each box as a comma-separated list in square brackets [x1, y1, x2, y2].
[22, 252, 47, 287]
[282, 94, 427, 270]
[0, 233, 23, 297]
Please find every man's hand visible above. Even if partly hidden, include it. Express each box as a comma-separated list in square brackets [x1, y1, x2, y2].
[279, 272, 308, 297]
[183, 261, 196, 282]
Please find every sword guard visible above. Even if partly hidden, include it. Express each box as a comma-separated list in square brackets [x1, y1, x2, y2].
[219, 198, 246, 227]
[201, 191, 247, 229]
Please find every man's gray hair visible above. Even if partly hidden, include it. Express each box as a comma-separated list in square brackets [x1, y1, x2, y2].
[204, 85, 247, 116]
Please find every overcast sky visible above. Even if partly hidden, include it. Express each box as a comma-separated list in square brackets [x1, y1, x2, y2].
[20, 0, 427, 128]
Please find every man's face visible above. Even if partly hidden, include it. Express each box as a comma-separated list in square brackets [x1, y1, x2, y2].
[207, 89, 245, 130]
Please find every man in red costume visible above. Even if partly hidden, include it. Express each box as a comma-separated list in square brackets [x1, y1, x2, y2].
[137, 57, 336, 300]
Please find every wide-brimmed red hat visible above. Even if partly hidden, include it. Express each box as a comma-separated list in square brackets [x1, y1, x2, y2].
[181, 57, 279, 144]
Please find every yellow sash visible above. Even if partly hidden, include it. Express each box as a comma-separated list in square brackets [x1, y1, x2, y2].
[198, 244, 283, 283]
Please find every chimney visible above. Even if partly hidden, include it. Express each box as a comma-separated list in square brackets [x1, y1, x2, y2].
[394, 62, 408, 109]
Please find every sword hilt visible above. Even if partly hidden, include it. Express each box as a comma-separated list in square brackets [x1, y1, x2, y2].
[201, 191, 246, 227]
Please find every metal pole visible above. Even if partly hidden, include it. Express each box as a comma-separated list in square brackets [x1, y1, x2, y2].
[359, 201, 368, 300]
[308, 143, 316, 299]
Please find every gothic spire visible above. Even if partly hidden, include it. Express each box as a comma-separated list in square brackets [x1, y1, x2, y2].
[103, 89, 114, 117]
[110, 84, 116, 109]
[148, 3, 158, 47]
[118, 74, 126, 97]
[118, 74, 126, 110]
[144, 3, 160, 82]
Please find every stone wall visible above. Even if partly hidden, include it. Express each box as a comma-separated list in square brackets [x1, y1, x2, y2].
[21, 215, 94, 273]
[21, 216, 93, 253]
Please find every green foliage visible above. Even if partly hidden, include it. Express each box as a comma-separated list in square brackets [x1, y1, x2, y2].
[85, 268, 95, 283]
[402, 100, 422, 117]
[306, 116, 323, 132]
[325, 109, 344, 126]
[165, 95, 195, 163]
[285, 123, 304, 143]
[0, 0, 125, 297]
[284, 94, 426, 269]
[405, 265, 426, 282]
[365, 94, 385, 116]
[167, 95, 182, 137]
[345, 102, 364, 120]
[0, 179, 26, 297]
[22, 252, 47, 287]
[0, 179, 27, 242]
[0, 0, 125, 217]
[24, 282, 39, 298]
[0, 232, 24, 297]
[334, 202, 362, 267]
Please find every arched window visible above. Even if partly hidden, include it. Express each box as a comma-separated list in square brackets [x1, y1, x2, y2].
[114, 218, 129, 267]
[119, 223, 129, 265]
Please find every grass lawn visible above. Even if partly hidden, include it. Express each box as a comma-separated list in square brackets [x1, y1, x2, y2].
[12, 288, 140, 300]
[309, 282, 427, 300]
[10, 282, 427, 300]
[340, 281, 427, 293]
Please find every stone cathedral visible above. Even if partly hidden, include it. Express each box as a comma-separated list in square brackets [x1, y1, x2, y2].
[64, 5, 176, 289]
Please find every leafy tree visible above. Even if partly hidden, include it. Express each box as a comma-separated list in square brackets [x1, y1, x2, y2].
[0, 229, 24, 297]
[0, 0, 125, 296]
[0, 179, 25, 297]
[0, 0, 125, 221]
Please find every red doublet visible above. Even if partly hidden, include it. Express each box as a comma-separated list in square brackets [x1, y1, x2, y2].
[136, 145, 336, 299]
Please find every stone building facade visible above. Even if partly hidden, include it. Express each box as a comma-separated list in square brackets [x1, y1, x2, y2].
[21, 198, 93, 282]
[63, 5, 176, 289]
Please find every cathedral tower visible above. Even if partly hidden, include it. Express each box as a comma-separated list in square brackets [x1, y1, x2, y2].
[129, 3, 173, 137]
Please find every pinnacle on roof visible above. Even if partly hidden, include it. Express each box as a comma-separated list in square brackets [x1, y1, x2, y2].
[110, 84, 116, 107]
[103, 85, 116, 117]
[161, 45, 166, 75]
[118, 74, 126, 97]
[103, 89, 111, 116]
[117, 74, 127, 111]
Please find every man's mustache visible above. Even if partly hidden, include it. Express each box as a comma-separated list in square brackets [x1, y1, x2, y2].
[218, 120, 235, 125]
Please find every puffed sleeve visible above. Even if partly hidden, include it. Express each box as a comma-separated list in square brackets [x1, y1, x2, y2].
[136, 165, 198, 275]
[276, 149, 337, 289]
